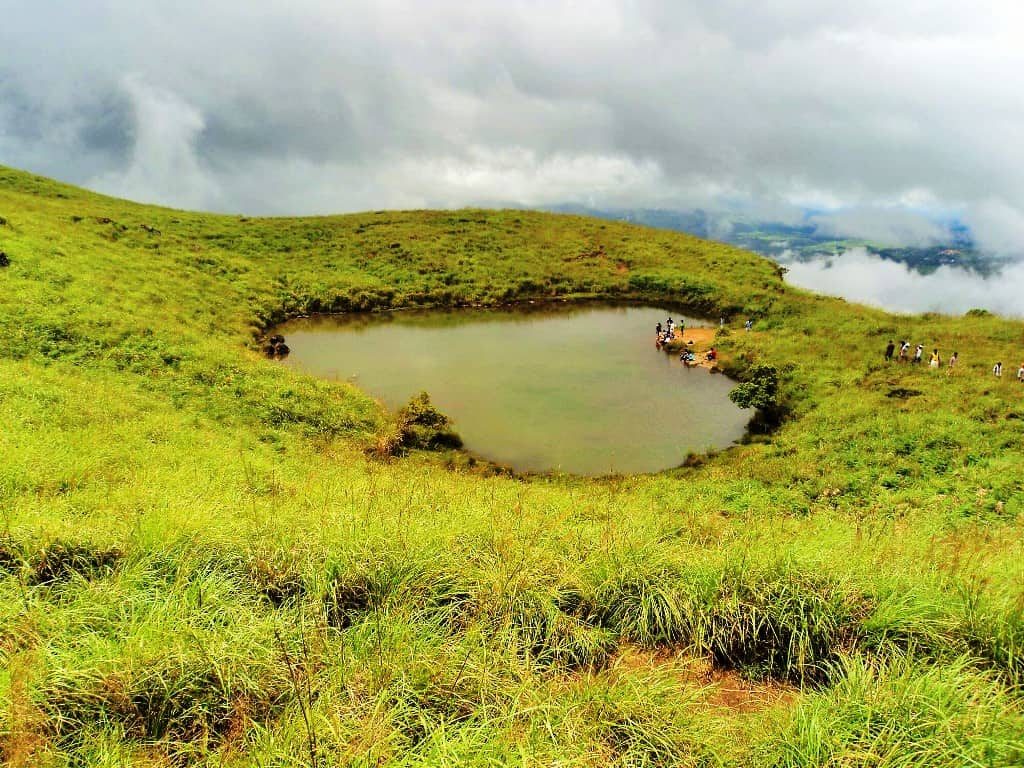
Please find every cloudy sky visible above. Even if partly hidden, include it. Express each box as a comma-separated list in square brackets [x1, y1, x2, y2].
[2, 1, 1023, 254]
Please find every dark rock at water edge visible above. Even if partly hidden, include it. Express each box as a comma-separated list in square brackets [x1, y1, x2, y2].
[264, 334, 290, 358]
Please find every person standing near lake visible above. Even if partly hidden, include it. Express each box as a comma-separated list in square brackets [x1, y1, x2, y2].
[885, 340, 895, 362]
[994, 361, 1003, 378]
[667, 317, 675, 338]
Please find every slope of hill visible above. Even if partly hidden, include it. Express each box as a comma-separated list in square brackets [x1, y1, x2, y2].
[1, 166, 1022, 766]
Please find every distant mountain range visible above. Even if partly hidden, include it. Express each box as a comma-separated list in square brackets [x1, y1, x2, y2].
[546, 205, 1008, 276]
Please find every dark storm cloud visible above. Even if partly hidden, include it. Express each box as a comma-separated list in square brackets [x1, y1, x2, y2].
[1, 1, 1022, 253]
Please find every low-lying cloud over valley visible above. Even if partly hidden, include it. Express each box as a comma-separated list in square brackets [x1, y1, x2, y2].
[784, 248, 1024, 317]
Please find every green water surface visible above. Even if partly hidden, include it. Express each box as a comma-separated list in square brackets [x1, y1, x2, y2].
[280, 305, 748, 475]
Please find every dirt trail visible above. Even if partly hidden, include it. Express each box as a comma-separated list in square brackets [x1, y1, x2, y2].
[611, 647, 798, 714]
[662, 326, 721, 370]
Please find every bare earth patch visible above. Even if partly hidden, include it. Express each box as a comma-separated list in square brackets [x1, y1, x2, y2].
[1, 655, 48, 768]
[706, 667, 798, 713]
[662, 326, 725, 370]
[610, 646, 799, 714]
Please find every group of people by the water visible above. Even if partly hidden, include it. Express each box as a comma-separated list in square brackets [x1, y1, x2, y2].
[655, 315, 718, 367]
[884, 338, 1024, 381]
[679, 345, 717, 366]
[657, 315, 755, 347]
[655, 317, 683, 346]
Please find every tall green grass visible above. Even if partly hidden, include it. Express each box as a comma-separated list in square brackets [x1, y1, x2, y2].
[1, 165, 1023, 765]
[761, 656, 1024, 767]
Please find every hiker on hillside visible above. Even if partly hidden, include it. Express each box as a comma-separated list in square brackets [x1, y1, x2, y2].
[744, 319, 753, 331]
[994, 362, 1003, 377]
[929, 349, 941, 369]
[884, 340, 895, 362]
[947, 352, 958, 372]
[899, 340, 910, 362]
[913, 344, 924, 364]
[1018, 363, 1024, 383]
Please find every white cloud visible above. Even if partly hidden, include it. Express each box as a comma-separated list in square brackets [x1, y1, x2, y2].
[89, 77, 220, 210]
[0, 0, 1022, 255]
[785, 247, 1024, 316]
[962, 200, 1024, 255]
[808, 208, 950, 247]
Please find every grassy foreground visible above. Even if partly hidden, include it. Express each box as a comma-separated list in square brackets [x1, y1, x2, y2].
[1, 165, 1023, 766]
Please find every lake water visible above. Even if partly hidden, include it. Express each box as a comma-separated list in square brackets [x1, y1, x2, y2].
[279, 305, 747, 475]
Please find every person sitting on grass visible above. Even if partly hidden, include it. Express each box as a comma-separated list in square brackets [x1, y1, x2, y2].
[705, 347, 717, 362]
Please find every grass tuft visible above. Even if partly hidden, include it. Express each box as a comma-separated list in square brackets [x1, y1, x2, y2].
[27, 540, 123, 586]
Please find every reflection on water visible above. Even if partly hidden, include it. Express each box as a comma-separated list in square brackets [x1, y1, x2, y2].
[783, 248, 1024, 316]
[279, 305, 748, 475]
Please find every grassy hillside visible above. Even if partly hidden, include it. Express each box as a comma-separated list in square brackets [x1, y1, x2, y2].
[1, 165, 1022, 766]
